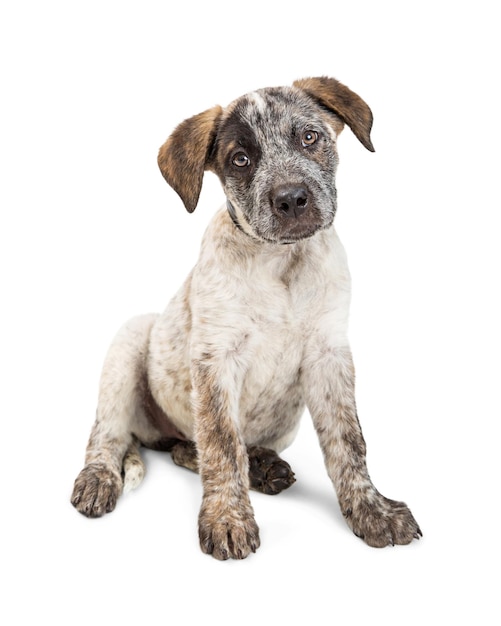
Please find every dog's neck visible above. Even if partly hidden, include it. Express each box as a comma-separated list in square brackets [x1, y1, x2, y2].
[226, 199, 247, 236]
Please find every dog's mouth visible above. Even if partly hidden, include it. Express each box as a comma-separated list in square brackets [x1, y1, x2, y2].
[251, 213, 334, 245]
[259, 202, 334, 245]
[270, 220, 327, 244]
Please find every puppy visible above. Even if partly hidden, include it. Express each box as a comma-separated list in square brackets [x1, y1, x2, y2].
[71, 76, 421, 559]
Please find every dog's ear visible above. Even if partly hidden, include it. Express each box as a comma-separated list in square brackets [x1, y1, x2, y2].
[294, 77, 375, 152]
[158, 105, 223, 213]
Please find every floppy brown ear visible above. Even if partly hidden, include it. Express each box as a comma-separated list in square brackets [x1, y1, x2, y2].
[293, 76, 375, 152]
[158, 105, 223, 212]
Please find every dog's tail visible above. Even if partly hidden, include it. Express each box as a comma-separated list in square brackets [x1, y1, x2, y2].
[123, 440, 146, 493]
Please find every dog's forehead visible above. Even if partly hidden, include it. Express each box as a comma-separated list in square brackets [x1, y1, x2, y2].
[222, 86, 320, 133]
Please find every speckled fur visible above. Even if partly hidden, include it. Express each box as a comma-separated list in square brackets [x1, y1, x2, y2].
[71, 77, 421, 559]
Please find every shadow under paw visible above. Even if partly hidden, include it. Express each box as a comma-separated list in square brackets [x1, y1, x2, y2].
[248, 446, 296, 495]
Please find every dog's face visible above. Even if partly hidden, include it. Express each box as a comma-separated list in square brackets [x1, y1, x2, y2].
[210, 87, 341, 244]
[158, 77, 374, 244]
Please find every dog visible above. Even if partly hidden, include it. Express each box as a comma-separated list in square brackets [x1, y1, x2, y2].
[71, 76, 421, 559]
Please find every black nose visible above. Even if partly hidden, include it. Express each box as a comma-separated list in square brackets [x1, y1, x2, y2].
[272, 184, 309, 218]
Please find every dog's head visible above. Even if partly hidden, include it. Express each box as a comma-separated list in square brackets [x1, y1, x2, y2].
[158, 76, 374, 244]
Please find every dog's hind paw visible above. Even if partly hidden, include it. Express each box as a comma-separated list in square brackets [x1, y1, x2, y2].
[71, 463, 123, 518]
[248, 446, 296, 495]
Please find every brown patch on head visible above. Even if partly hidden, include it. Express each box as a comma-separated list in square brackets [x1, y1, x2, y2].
[158, 105, 223, 212]
[293, 76, 375, 152]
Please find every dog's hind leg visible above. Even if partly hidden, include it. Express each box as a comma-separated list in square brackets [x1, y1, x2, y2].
[71, 314, 157, 517]
[171, 441, 295, 495]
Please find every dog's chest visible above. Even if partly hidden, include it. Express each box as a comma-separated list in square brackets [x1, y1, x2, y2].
[232, 268, 308, 445]
[236, 247, 313, 343]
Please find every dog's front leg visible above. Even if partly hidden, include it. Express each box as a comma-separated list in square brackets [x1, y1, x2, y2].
[191, 359, 260, 560]
[302, 339, 421, 547]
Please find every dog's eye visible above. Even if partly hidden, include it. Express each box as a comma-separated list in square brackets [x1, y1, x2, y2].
[301, 130, 318, 147]
[232, 152, 250, 167]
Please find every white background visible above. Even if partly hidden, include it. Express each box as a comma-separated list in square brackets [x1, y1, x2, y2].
[1, 1, 500, 624]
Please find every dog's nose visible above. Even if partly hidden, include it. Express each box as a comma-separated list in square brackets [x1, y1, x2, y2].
[272, 184, 308, 218]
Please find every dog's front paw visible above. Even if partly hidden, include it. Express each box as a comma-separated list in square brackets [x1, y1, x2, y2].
[71, 463, 123, 518]
[343, 493, 422, 548]
[198, 501, 260, 560]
